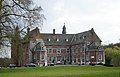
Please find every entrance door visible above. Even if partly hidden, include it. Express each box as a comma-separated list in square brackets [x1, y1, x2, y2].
[57, 56, 61, 64]
[57, 56, 61, 61]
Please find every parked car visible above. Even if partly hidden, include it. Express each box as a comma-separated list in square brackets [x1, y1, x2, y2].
[48, 63, 54, 66]
[25, 63, 36, 67]
[9, 64, 16, 68]
[50, 63, 54, 66]
[57, 61, 61, 64]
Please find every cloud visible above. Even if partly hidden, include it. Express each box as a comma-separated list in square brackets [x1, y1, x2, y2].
[34, 0, 120, 44]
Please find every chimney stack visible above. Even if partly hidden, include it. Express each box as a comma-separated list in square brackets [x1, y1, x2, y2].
[53, 29, 55, 34]
[27, 27, 30, 33]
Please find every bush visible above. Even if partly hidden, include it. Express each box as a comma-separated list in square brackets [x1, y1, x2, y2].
[97, 63, 103, 65]
[103, 64, 113, 67]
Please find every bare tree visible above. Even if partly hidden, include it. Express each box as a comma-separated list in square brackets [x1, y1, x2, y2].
[0, 0, 45, 66]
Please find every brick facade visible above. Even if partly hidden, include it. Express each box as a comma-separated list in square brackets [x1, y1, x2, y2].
[21, 25, 105, 66]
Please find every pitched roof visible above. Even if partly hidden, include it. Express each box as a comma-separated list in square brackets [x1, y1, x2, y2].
[40, 33, 73, 45]
[29, 28, 102, 46]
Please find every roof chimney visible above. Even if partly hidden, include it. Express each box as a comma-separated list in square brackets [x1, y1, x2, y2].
[27, 27, 30, 33]
[53, 29, 55, 34]
[91, 28, 94, 35]
[62, 23, 66, 34]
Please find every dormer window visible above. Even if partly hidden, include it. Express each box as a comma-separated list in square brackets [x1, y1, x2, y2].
[83, 36, 86, 39]
[80, 36, 82, 39]
[48, 38, 51, 42]
[75, 38, 77, 41]
[83, 36, 85, 39]
[65, 38, 68, 42]
[56, 38, 59, 42]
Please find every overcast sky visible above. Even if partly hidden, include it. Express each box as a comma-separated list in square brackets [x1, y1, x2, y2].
[33, 0, 120, 45]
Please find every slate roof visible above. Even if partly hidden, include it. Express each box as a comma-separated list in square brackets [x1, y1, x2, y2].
[40, 33, 74, 45]
[29, 27, 102, 46]
[40, 28, 101, 46]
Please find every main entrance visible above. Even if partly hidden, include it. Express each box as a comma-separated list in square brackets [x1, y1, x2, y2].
[57, 56, 62, 64]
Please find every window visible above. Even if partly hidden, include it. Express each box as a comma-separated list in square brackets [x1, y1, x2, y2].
[75, 38, 77, 41]
[58, 51, 60, 53]
[74, 49, 76, 53]
[41, 46, 44, 50]
[99, 54, 102, 60]
[48, 49, 52, 53]
[53, 49, 57, 53]
[56, 38, 59, 42]
[72, 49, 74, 53]
[48, 38, 51, 42]
[76, 49, 78, 53]
[57, 49, 61, 53]
[47, 49, 49, 53]
[82, 55, 84, 62]
[78, 55, 80, 58]
[91, 56, 94, 59]
[95, 42, 100, 46]
[57, 56, 61, 61]
[80, 36, 82, 39]
[41, 55, 44, 59]
[65, 38, 68, 42]
[49, 57, 51, 61]
[61, 49, 65, 53]
[67, 49, 69, 53]
[74, 59, 76, 63]
[80, 48, 82, 52]
[62, 57, 64, 61]
[67, 57, 69, 61]
[82, 48, 84, 52]
[83, 36, 86, 39]
[78, 59, 80, 62]
[54, 57, 56, 61]
[86, 55, 89, 61]
[74, 55, 76, 58]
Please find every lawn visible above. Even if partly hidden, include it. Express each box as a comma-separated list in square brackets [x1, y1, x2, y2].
[0, 66, 120, 77]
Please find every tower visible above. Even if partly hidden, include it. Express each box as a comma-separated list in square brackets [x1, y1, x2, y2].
[62, 23, 66, 34]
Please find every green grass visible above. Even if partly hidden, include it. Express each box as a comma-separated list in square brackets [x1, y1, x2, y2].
[0, 66, 120, 77]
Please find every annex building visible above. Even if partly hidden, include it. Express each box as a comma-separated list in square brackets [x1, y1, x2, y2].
[21, 24, 105, 66]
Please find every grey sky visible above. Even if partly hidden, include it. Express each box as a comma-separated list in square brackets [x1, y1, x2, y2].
[33, 0, 120, 45]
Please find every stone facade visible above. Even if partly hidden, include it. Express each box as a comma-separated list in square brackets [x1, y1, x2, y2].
[22, 25, 105, 66]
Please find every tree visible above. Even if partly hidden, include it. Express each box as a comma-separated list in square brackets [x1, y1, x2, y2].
[104, 48, 113, 65]
[0, 0, 45, 66]
[111, 46, 120, 66]
[0, 0, 45, 44]
[11, 26, 23, 66]
[0, 58, 10, 67]
[105, 46, 120, 66]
